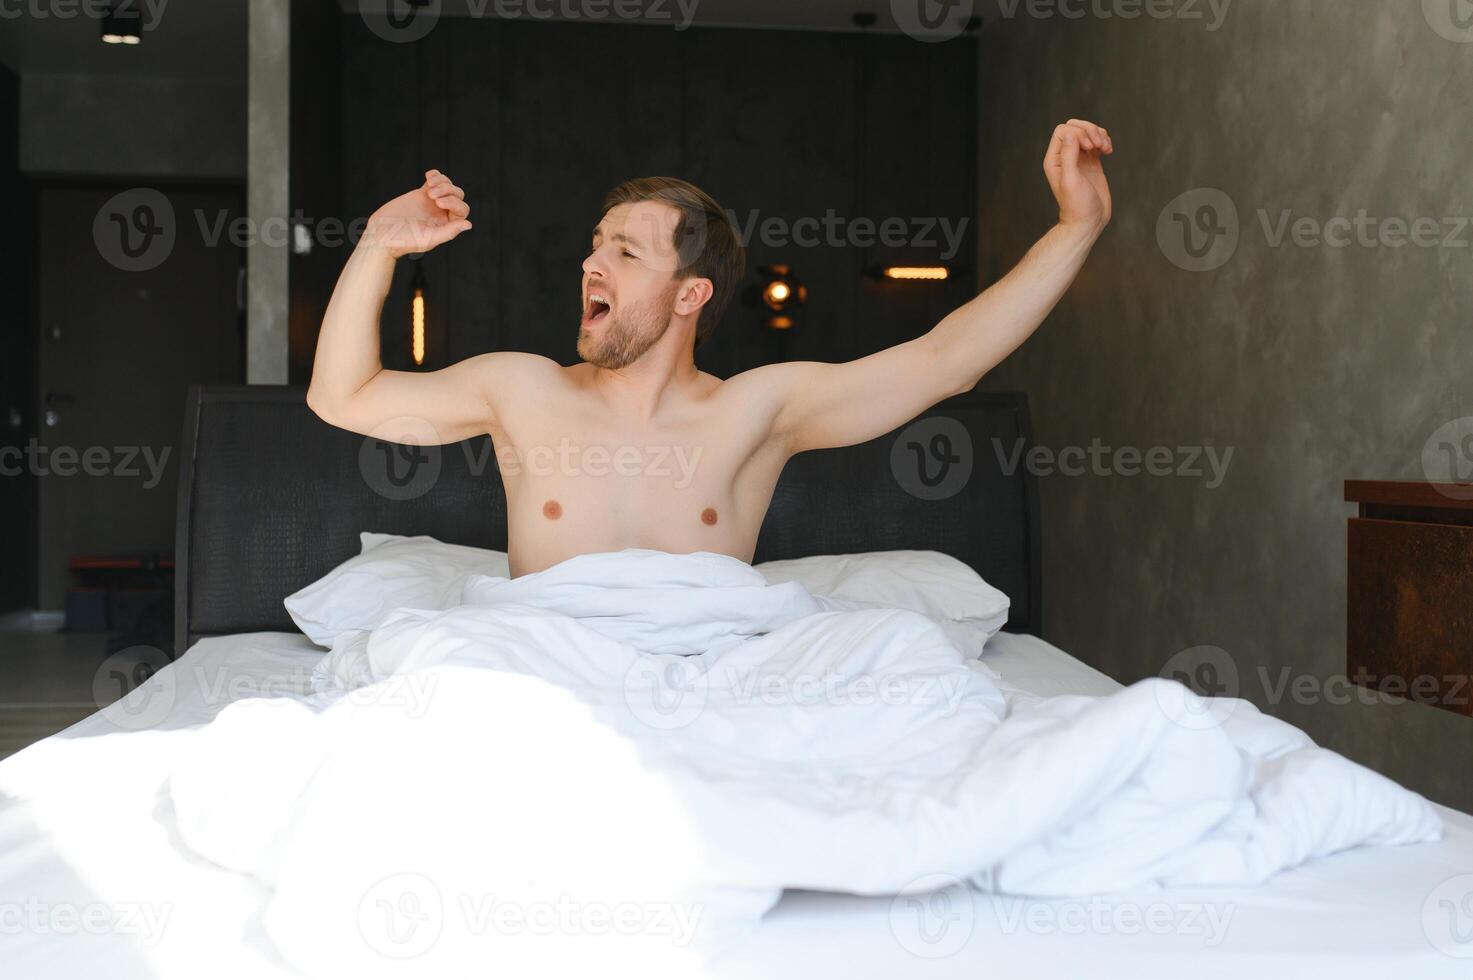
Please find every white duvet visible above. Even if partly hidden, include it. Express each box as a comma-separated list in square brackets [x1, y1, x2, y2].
[166, 549, 1442, 980]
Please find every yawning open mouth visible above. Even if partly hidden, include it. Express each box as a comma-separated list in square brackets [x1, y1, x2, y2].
[584, 291, 612, 324]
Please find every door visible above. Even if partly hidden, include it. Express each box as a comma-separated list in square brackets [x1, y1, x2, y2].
[35, 184, 245, 610]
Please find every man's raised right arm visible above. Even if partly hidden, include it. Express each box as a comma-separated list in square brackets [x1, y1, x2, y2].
[306, 169, 511, 445]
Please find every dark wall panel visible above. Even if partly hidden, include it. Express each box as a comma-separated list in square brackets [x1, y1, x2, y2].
[859, 33, 979, 354]
[498, 21, 684, 360]
[288, 0, 344, 383]
[301, 19, 978, 380]
[340, 16, 426, 374]
[681, 28, 861, 373]
[0, 61, 37, 611]
[444, 18, 504, 364]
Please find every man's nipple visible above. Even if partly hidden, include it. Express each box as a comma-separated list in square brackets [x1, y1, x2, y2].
[542, 499, 562, 520]
[700, 507, 718, 526]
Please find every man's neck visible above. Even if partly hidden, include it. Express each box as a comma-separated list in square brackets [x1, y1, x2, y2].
[588, 338, 702, 425]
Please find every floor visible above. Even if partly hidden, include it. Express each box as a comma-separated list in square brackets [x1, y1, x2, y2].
[0, 612, 117, 760]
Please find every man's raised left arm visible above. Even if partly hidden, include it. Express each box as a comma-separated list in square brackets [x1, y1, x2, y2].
[761, 118, 1114, 454]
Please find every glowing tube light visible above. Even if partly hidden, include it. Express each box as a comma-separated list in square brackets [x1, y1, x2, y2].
[875, 265, 951, 281]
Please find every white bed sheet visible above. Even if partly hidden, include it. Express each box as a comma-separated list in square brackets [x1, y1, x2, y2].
[1, 629, 1469, 978]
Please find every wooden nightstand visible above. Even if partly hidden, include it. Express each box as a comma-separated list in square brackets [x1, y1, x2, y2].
[1345, 481, 1473, 716]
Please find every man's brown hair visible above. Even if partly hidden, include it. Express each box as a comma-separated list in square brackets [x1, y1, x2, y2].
[600, 177, 745, 347]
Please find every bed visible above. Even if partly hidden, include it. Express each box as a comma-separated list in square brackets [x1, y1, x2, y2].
[2, 386, 1470, 977]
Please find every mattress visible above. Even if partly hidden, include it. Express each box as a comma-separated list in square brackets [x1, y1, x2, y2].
[1, 629, 1470, 977]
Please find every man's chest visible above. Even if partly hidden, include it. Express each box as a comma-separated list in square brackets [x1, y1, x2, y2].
[488, 409, 787, 529]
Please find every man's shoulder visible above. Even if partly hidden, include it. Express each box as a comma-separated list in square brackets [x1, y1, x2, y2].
[711, 360, 815, 407]
[713, 360, 807, 391]
[477, 350, 565, 373]
[464, 353, 576, 422]
[471, 351, 576, 389]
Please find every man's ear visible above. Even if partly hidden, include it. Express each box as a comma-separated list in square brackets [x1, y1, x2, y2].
[673, 277, 714, 318]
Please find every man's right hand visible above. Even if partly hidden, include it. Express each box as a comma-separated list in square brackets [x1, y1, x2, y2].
[362, 169, 473, 258]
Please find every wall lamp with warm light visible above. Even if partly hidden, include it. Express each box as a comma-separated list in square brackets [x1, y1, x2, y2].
[756, 264, 806, 331]
[409, 260, 427, 366]
[865, 264, 954, 282]
[101, 1, 143, 44]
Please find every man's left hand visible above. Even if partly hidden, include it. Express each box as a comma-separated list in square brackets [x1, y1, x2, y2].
[1044, 118, 1114, 233]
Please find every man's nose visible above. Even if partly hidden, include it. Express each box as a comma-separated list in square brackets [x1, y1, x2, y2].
[582, 249, 608, 278]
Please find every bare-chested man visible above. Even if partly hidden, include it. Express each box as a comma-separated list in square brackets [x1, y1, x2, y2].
[307, 120, 1113, 578]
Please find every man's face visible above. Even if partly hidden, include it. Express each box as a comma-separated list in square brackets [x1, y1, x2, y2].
[578, 200, 686, 370]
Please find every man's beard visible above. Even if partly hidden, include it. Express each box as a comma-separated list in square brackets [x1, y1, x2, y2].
[577, 283, 677, 370]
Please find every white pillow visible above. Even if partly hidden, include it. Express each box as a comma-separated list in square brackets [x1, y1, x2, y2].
[285, 540, 1009, 651]
[284, 533, 509, 647]
[753, 550, 1011, 639]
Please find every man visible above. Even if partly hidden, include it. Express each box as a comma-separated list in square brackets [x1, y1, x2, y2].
[307, 119, 1113, 578]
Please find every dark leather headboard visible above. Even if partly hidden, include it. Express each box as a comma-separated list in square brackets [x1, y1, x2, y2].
[174, 385, 1042, 654]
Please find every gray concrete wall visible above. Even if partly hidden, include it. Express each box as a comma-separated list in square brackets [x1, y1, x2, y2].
[976, 0, 1473, 810]
[21, 74, 245, 178]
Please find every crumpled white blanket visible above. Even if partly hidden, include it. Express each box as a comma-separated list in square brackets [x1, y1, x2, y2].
[166, 549, 1442, 980]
